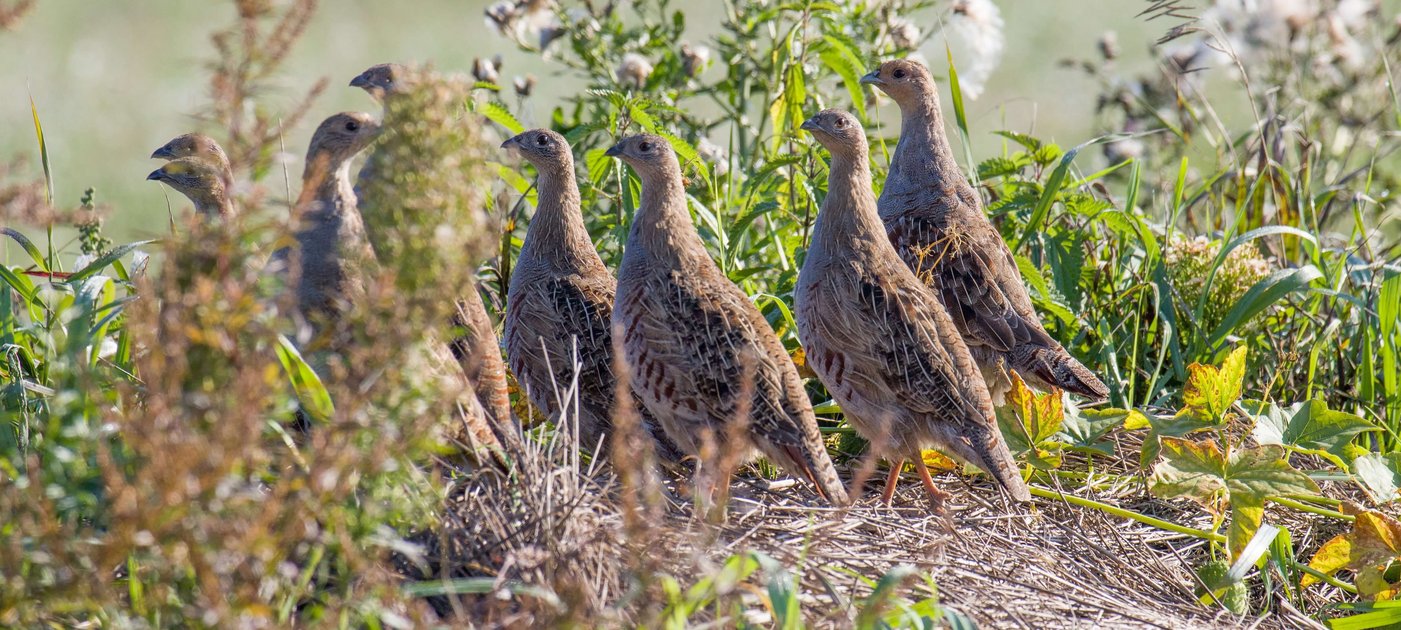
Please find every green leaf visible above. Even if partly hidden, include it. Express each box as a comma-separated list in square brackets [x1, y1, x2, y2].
[1, 227, 49, 272]
[1013, 145, 1081, 252]
[1207, 266, 1322, 352]
[1354, 453, 1401, 504]
[818, 35, 867, 119]
[479, 100, 524, 135]
[1330, 601, 1401, 630]
[857, 564, 917, 628]
[945, 44, 977, 186]
[275, 334, 334, 424]
[1152, 438, 1319, 559]
[65, 240, 156, 284]
[30, 93, 52, 206]
[1058, 403, 1127, 457]
[1246, 398, 1375, 468]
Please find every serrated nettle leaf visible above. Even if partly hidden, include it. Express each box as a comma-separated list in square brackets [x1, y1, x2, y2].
[996, 373, 1065, 469]
[1181, 345, 1248, 424]
[1246, 398, 1375, 467]
[1354, 453, 1401, 504]
[1152, 438, 1318, 559]
[1306, 508, 1401, 600]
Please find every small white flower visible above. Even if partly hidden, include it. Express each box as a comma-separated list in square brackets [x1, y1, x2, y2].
[947, 0, 1004, 100]
[888, 17, 920, 50]
[616, 52, 654, 88]
[680, 42, 711, 78]
[697, 137, 729, 176]
[473, 57, 500, 84]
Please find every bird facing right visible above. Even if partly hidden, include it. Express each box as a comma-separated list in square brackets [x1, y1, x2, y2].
[861, 58, 1109, 403]
[795, 109, 1031, 507]
[608, 134, 848, 506]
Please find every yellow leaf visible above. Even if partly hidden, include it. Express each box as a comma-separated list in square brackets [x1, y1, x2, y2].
[1304, 510, 1401, 598]
[920, 449, 958, 473]
[1182, 346, 1248, 423]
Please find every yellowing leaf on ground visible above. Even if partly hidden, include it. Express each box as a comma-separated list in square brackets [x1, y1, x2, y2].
[1181, 345, 1247, 424]
[996, 372, 1065, 470]
[1151, 437, 1319, 560]
[1305, 508, 1401, 600]
[919, 449, 958, 474]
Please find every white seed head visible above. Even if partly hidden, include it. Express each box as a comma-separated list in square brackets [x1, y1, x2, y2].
[616, 52, 654, 87]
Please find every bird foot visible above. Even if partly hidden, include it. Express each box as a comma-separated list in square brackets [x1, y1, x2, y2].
[881, 460, 903, 506]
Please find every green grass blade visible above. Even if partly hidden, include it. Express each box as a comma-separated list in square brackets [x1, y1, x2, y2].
[1, 227, 50, 272]
[1207, 265, 1323, 352]
[945, 44, 978, 186]
[29, 93, 52, 207]
[65, 240, 156, 283]
[275, 334, 335, 423]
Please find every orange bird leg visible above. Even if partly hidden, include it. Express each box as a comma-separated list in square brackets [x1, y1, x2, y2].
[881, 459, 903, 506]
[913, 457, 953, 510]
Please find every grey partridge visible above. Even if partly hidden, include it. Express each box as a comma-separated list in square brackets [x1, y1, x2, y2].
[608, 134, 848, 505]
[861, 58, 1109, 403]
[350, 64, 519, 450]
[795, 109, 1031, 506]
[146, 157, 234, 219]
[150, 132, 234, 193]
[501, 128, 683, 464]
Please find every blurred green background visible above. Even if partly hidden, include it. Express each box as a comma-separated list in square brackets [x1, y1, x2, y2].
[2, 1, 1191, 242]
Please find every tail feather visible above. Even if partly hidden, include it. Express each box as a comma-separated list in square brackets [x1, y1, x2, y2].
[1016, 345, 1109, 401]
[939, 421, 1032, 503]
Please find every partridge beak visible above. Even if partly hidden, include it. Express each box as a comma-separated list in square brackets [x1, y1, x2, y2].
[150, 146, 176, 160]
[348, 73, 370, 89]
[604, 143, 624, 157]
[500, 135, 522, 150]
[146, 168, 166, 181]
[800, 117, 820, 132]
[859, 70, 883, 86]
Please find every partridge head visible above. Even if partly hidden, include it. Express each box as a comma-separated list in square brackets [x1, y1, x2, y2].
[860, 58, 935, 108]
[349, 63, 408, 102]
[146, 157, 233, 218]
[605, 134, 679, 178]
[501, 128, 572, 172]
[801, 109, 866, 157]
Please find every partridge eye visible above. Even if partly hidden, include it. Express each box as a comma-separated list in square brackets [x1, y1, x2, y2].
[893, 69, 907, 79]
[638, 141, 652, 152]
[345, 121, 360, 132]
[834, 118, 847, 128]
[535, 135, 549, 146]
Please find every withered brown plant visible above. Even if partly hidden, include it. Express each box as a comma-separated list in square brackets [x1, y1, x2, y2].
[205, 0, 327, 181]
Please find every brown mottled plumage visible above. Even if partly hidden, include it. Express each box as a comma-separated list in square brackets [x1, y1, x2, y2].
[796, 109, 1030, 506]
[350, 65, 520, 450]
[146, 157, 234, 219]
[151, 133, 233, 192]
[501, 129, 683, 463]
[862, 59, 1109, 402]
[608, 134, 847, 505]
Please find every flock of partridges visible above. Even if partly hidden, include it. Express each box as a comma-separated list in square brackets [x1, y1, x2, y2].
[146, 58, 1109, 510]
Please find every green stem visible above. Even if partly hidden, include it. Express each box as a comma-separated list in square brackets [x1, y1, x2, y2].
[1266, 495, 1354, 521]
[1293, 563, 1358, 594]
[1029, 486, 1225, 543]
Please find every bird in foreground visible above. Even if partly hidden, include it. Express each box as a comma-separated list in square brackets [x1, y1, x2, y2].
[608, 134, 848, 506]
[501, 129, 683, 464]
[795, 109, 1031, 507]
[349, 62, 521, 454]
[150, 132, 234, 193]
[289, 111, 510, 462]
[861, 59, 1109, 403]
[146, 158, 235, 219]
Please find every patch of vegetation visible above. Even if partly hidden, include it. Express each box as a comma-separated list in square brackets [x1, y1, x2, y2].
[2, 0, 1399, 627]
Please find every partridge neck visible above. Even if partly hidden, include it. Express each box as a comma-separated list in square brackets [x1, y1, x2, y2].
[630, 166, 703, 267]
[896, 96, 960, 172]
[520, 165, 597, 270]
[812, 150, 885, 254]
[298, 155, 355, 217]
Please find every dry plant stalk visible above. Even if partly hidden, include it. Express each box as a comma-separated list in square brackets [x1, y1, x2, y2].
[205, 0, 327, 180]
[0, 0, 35, 30]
